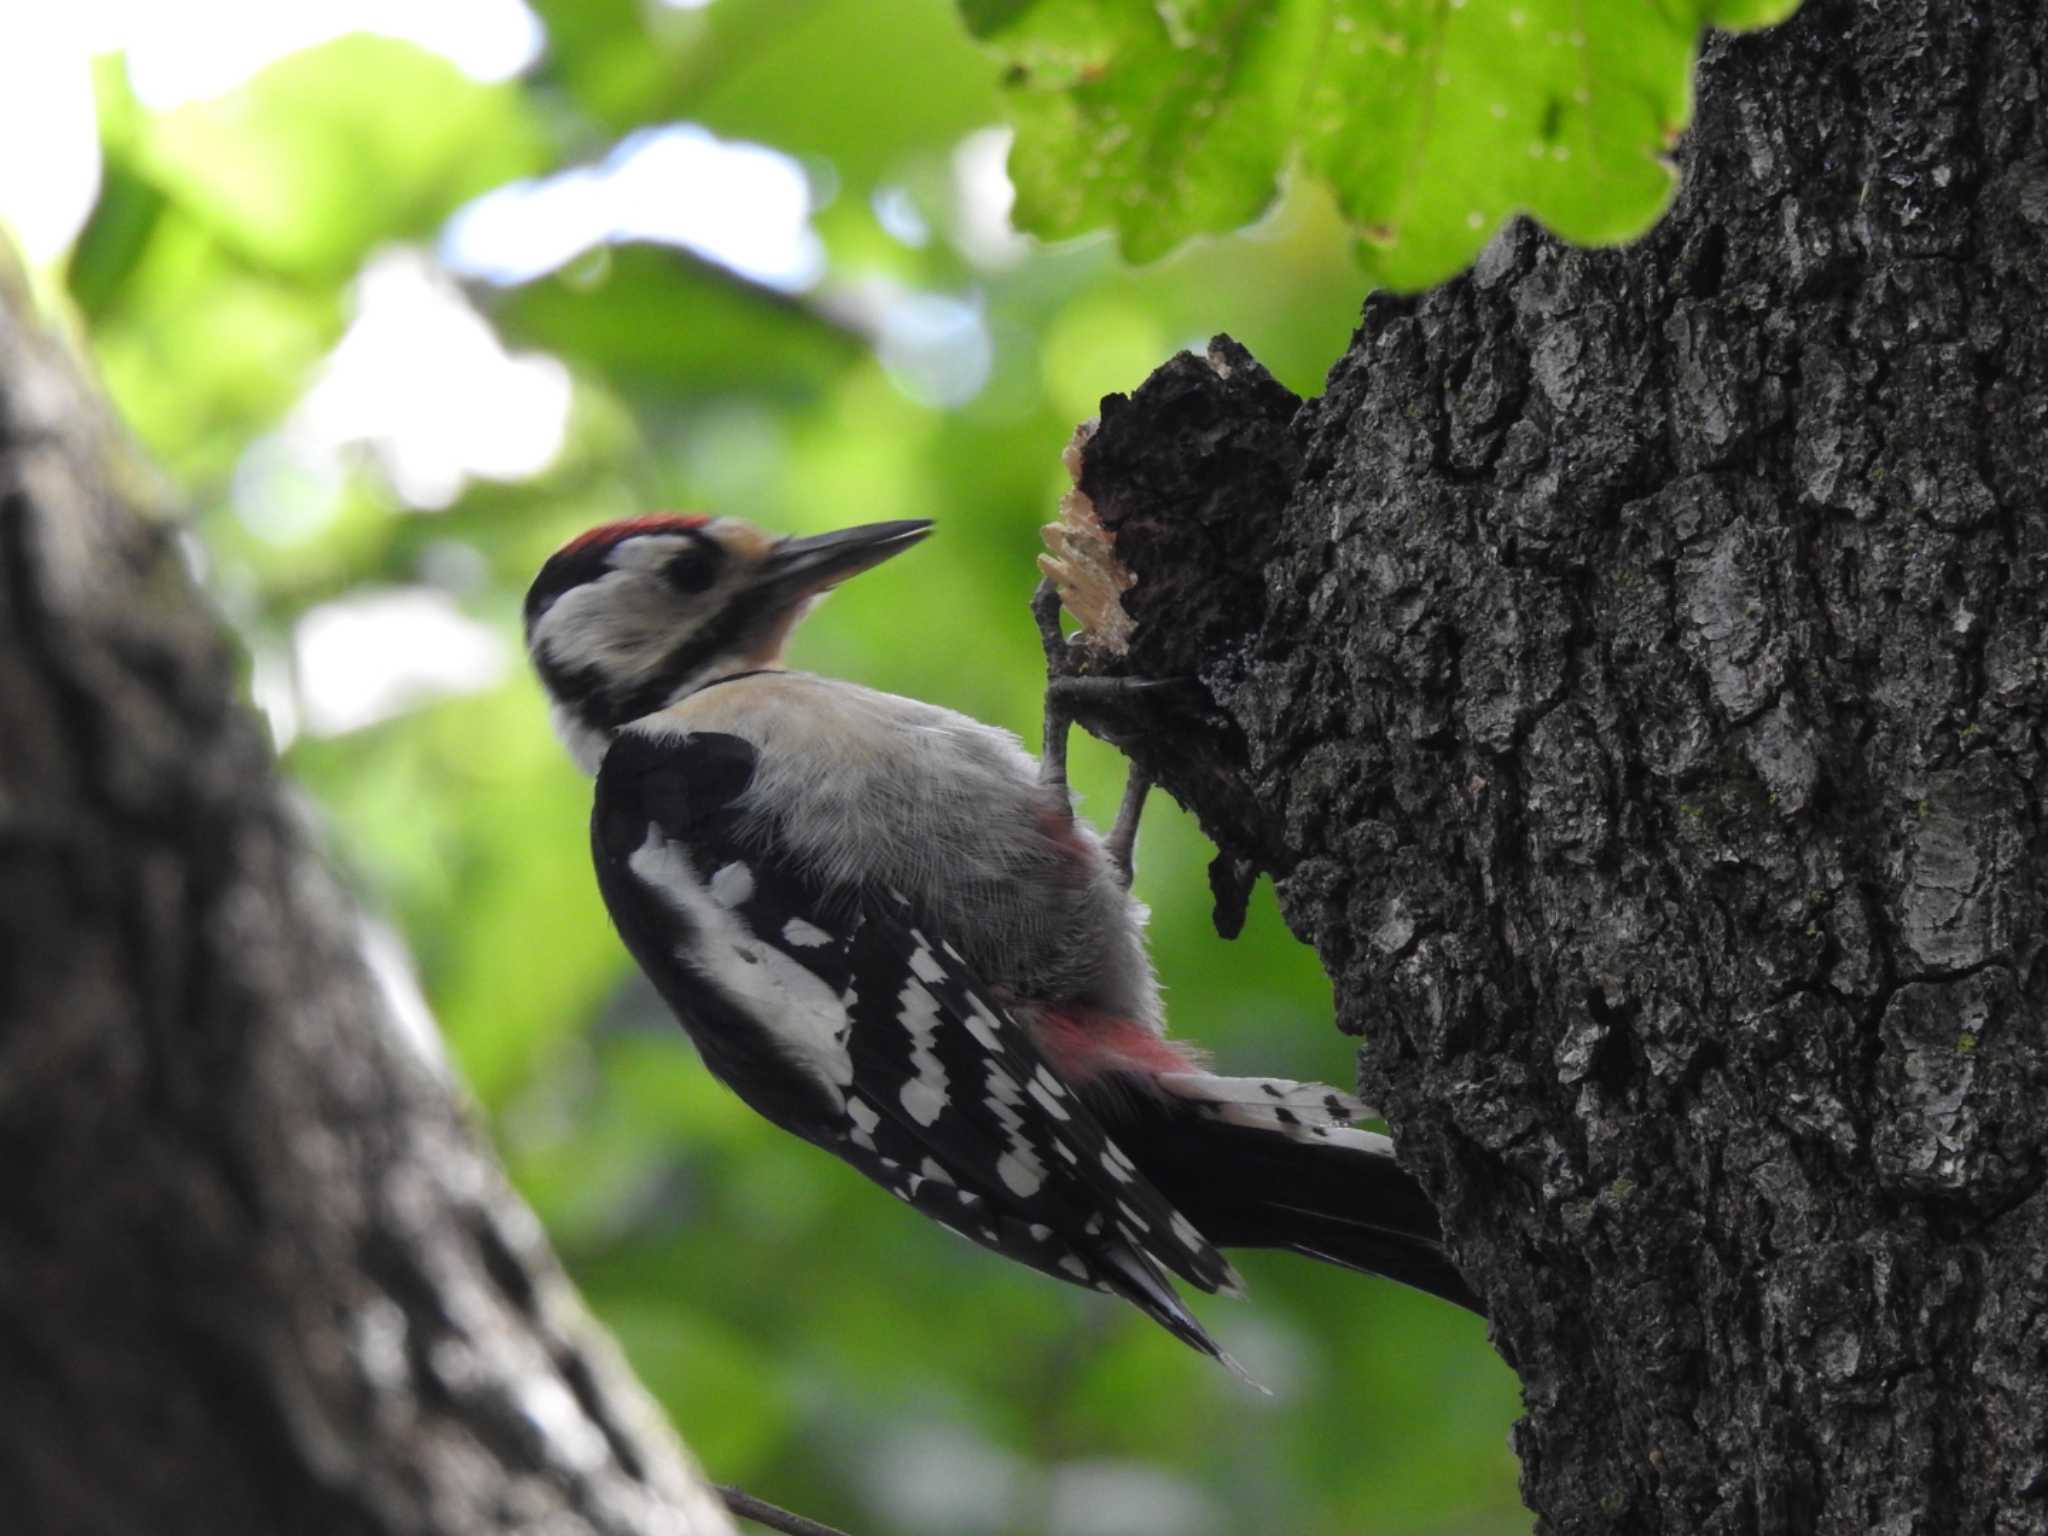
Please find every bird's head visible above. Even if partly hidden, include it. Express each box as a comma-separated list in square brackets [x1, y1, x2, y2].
[525, 513, 932, 770]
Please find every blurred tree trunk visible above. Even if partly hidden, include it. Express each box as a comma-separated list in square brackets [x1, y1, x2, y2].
[1054, 0, 2048, 1529]
[0, 269, 731, 1533]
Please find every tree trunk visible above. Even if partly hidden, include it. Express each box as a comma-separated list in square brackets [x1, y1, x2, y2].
[1050, 1, 2048, 1530]
[0, 263, 731, 1534]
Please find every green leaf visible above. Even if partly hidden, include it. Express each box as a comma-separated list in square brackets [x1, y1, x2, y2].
[969, 0, 1803, 289]
[681, 0, 1003, 184]
[526, 0, 704, 130]
[485, 244, 867, 398]
[133, 35, 550, 280]
[80, 203, 342, 480]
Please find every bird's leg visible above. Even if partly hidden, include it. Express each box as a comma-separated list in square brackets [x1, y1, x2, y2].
[1034, 577, 1076, 801]
[1040, 674, 1176, 800]
[1102, 768, 1152, 890]
[1033, 577, 1174, 886]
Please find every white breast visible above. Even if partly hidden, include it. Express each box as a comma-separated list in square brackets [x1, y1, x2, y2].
[631, 672, 1162, 1027]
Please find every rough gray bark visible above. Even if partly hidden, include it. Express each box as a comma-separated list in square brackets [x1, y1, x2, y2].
[1051, 2, 2048, 1531]
[0, 268, 732, 1534]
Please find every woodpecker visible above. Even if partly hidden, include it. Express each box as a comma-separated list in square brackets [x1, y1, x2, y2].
[525, 514, 1479, 1372]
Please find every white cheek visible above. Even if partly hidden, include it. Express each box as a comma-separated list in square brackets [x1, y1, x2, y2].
[538, 571, 681, 682]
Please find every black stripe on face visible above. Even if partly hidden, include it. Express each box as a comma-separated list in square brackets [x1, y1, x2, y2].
[608, 596, 770, 721]
[524, 542, 614, 637]
[527, 525, 756, 731]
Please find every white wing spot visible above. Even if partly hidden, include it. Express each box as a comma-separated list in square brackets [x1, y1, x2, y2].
[1169, 1211, 1208, 1253]
[628, 831, 852, 1102]
[1027, 1074, 1071, 1122]
[909, 944, 946, 984]
[782, 917, 832, 947]
[998, 1151, 1044, 1198]
[1059, 1255, 1091, 1280]
[900, 1078, 946, 1125]
[962, 999, 1004, 1052]
[918, 1158, 954, 1187]
[982, 1068, 1048, 1197]
[847, 1097, 880, 1151]
[1115, 1199, 1150, 1233]
[897, 980, 949, 1127]
[708, 861, 754, 907]
[1028, 1224, 1052, 1241]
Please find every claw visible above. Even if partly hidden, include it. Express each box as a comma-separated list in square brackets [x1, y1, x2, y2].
[1031, 575, 1066, 667]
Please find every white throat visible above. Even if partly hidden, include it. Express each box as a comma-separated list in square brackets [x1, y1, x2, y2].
[550, 700, 614, 776]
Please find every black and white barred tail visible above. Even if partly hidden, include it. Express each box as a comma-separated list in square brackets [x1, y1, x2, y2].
[1113, 1075, 1482, 1316]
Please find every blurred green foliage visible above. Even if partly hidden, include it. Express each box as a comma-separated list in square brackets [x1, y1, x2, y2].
[972, 0, 1801, 287]
[33, 2, 1526, 1531]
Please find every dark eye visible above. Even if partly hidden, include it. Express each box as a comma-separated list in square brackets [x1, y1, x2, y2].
[666, 541, 723, 593]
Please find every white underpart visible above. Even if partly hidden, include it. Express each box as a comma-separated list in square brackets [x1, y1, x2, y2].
[897, 979, 948, 1127]
[984, 1066, 1046, 1198]
[628, 826, 854, 1104]
[549, 699, 614, 776]
[649, 673, 1165, 1032]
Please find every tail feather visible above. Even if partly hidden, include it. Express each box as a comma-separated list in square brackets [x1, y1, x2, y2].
[1154, 1071, 1382, 1142]
[1097, 1243, 1266, 1390]
[1115, 1091, 1484, 1317]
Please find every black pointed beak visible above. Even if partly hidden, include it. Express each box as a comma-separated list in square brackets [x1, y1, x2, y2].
[760, 519, 933, 603]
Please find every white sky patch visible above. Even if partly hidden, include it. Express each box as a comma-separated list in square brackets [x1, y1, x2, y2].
[441, 124, 825, 291]
[950, 126, 1030, 271]
[0, 22, 102, 264]
[249, 645, 301, 751]
[293, 585, 509, 736]
[876, 289, 992, 409]
[871, 184, 930, 248]
[292, 248, 572, 509]
[0, 1, 541, 260]
[104, 0, 541, 107]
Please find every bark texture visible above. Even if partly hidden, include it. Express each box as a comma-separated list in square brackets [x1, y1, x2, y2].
[0, 268, 731, 1533]
[1052, 2, 2048, 1531]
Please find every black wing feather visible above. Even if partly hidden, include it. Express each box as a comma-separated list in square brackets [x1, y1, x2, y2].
[593, 726, 1242, 1361]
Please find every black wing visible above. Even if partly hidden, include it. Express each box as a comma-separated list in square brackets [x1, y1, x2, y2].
[593, 725, 1245, 1365]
